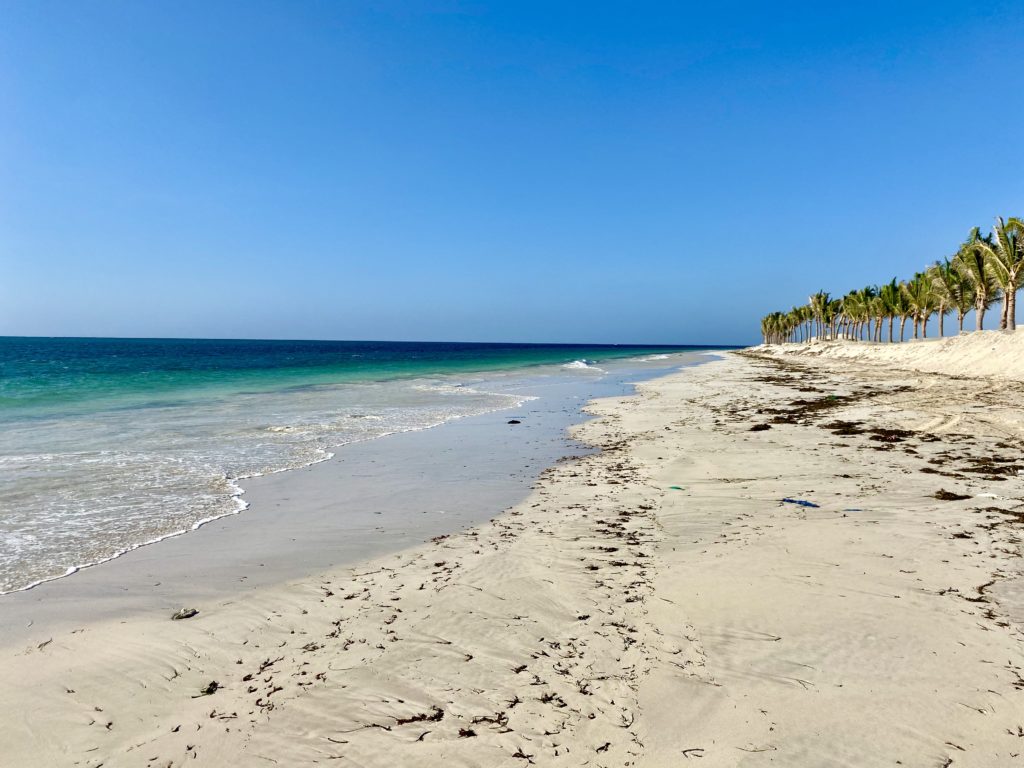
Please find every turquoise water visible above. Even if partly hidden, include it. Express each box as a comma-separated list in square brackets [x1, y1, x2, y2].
[0, 338, 715, 594]
[0, 338, 696, 416]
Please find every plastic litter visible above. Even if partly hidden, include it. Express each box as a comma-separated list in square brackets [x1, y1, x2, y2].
[781, 498, 819, 508]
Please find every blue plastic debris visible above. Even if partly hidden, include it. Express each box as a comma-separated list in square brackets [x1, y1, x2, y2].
[781, 498, 820, 508]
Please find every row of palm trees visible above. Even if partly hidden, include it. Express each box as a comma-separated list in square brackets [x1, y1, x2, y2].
[760, 217, 1024, 345]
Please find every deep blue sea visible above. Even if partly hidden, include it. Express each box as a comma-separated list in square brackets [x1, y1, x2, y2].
[0, 338, 715, 594]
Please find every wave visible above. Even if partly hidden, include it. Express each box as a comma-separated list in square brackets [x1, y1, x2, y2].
[562, 359, 605, 372]
[411, 382, 476, 394]
[2, 488, 251, 596]
[0, 381, 540, 596]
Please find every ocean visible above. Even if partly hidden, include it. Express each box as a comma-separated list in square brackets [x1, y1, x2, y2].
[0, 337, 714, 594]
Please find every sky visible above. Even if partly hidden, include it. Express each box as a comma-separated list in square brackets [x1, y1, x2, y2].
[2, 1, 1022, 345]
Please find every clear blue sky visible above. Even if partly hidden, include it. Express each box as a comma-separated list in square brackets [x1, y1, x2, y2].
[2, 1, 1022, 345]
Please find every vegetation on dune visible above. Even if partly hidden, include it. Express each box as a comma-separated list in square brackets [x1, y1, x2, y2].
[760, 217, 1024, 344]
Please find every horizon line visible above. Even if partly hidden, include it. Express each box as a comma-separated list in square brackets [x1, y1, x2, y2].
[0, 334, 743, 348]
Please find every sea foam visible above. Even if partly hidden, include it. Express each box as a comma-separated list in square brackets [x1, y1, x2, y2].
[562, 360, 605, 372]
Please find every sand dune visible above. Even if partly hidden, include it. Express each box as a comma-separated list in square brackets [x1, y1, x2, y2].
[3, 347, 1024, 766]
[754, 328, 1024, 380]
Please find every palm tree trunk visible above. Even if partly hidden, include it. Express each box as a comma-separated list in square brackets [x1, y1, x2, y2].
[1001, 294, 1010, 330]
[938, 309, 944, 338]
[888, 317, 894, 342]
[958, 312, 965, 333]
[1009, 288, 1017, 331]
[900, 316, 907, 342]
[977, 299, 986, 331]
[922, 314, 928, 338]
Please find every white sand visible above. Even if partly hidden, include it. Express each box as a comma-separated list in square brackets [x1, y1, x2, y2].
[3, 339, 1024, 766]
[755, 327, 1024, 380]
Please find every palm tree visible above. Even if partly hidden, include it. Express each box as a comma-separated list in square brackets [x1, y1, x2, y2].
[784, 309, 798, 342]
[888, 284, 913, 342]
[795, 304, 811, 343]
[931, 259, 975, 334]
[789, 307, 806, 342]
[879, 279, 901, 342]
[976, 217, 1024, 330]
[849, 295, 870, 341]
[809, 291, 831, 340]
[823, 299, 837, 340]
[906, 272, 938, 338]
[870, 294, 887, 342]
[953, 227, 1000, 331]
[858, 287, 878, 341]
[841, 291, 860, 340]
[928, 259, 960, 337]
[761, 311, 794, 345]
[892, 282, 914, 341]
[774, 311, 790, 344]
[949, 274, 975, 333]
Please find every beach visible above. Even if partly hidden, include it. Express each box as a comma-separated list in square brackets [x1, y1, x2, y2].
[3, 336, 1024, 766]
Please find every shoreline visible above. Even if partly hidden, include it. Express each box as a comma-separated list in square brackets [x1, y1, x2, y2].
[0, 368, 540, 598]
[3, 344, 1024, 765]
[1, 341, 715, 599]
[0, 354, 705, 647]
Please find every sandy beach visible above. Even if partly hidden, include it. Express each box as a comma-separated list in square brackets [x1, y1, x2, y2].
[7, 3, 1022, 766]
[4, 336, 1024, 766]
